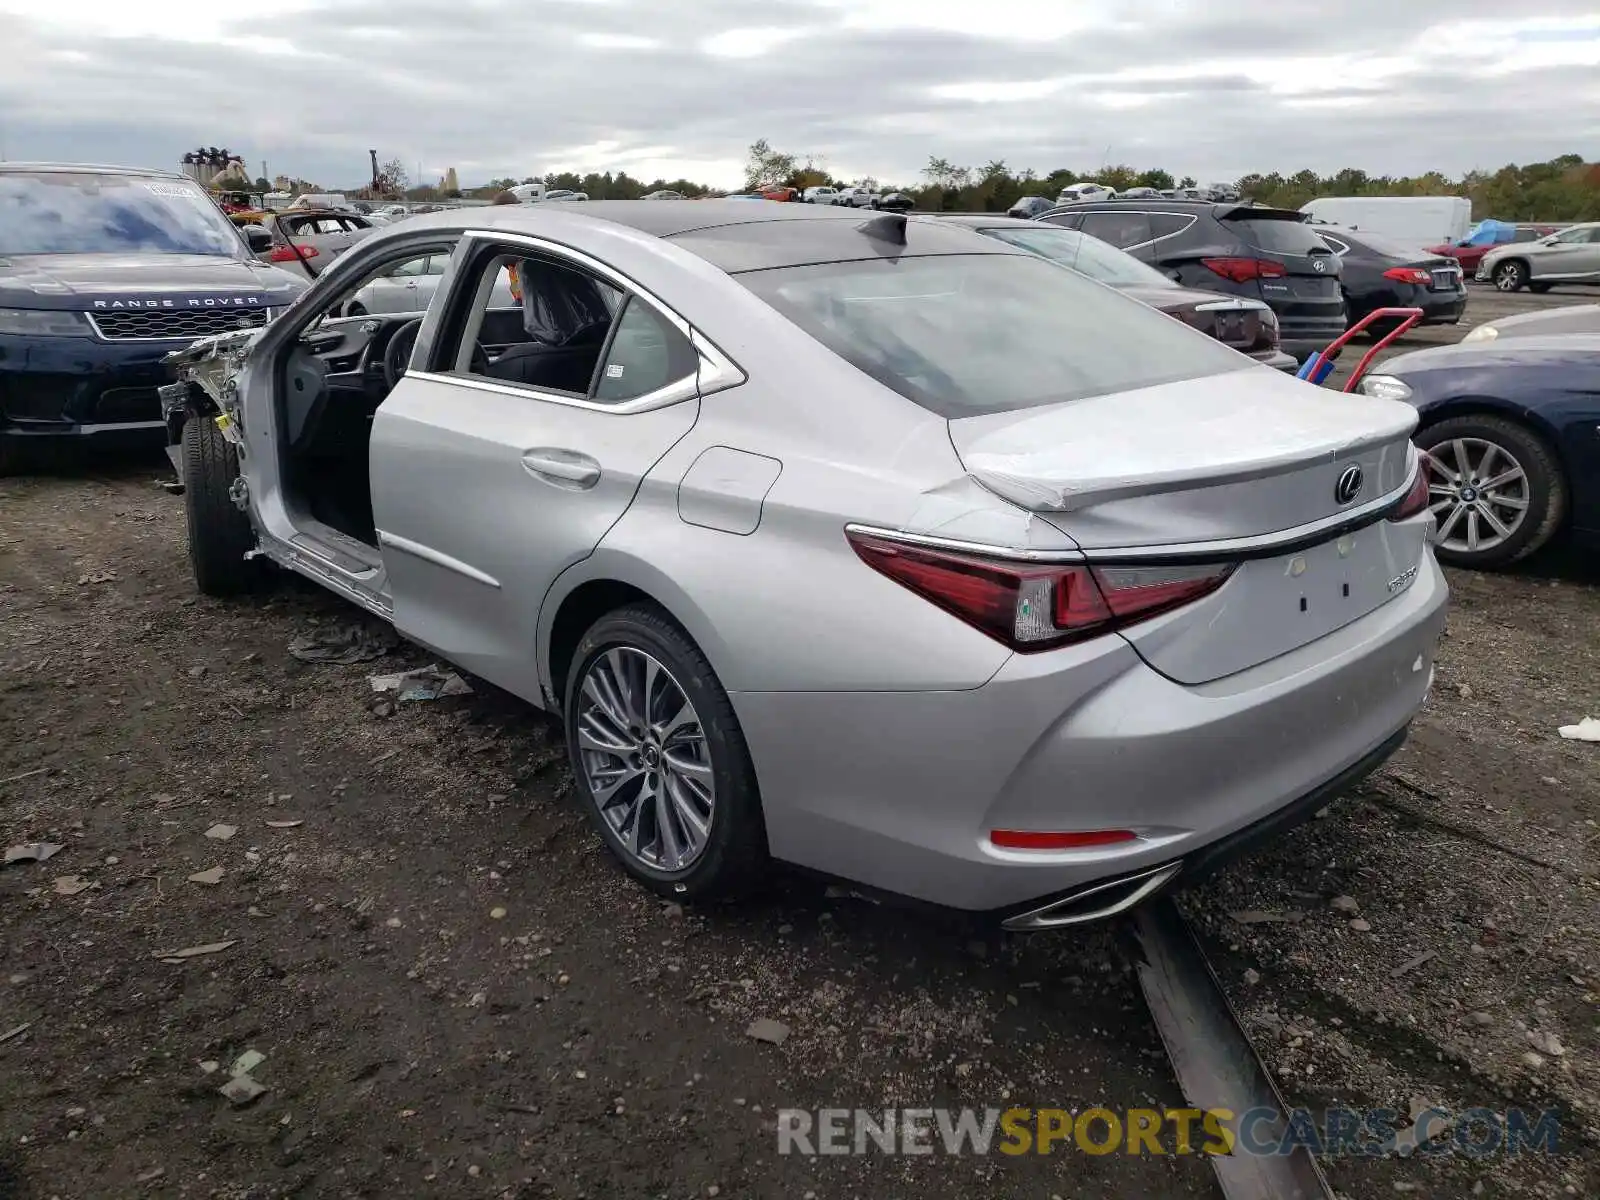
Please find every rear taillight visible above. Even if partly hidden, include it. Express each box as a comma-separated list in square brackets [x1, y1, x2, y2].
[1382, 266, 1433, 286]
[1200, 257, 1286, 284]
[846, 532, 1234, 652]
[1388, 461, 1431, 522]
[268, 244, 319, 262]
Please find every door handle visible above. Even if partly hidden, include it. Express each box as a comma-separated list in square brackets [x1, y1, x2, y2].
[521, 448, 601, 490]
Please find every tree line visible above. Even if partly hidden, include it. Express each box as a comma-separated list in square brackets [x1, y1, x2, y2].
[306, 140, 1600, 222]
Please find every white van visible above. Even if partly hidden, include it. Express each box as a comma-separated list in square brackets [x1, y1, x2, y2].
[509, 183, 546, 204]
[1298, 196, 1472, 250]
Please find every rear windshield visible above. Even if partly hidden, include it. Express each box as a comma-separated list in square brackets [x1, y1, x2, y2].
[1335, 230, 1441, 259]
[1226, 215, 1333, 255]
[978, 225, 1177, 290]
[0, 171, 245, 257]
[737, 253, 1248, 418]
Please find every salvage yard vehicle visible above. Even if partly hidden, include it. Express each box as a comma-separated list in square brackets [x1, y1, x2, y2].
[0, 161, 306, 474]
[250, 209, 378, 280]
[1309, 224, 1466, 334]
[1477, 222, 1600, 293]
[931, 215, 1296, 371]
[163, 201, 1446, 929]
[1037, 197, 1346, 362]
[1359, 335, 1600, 569]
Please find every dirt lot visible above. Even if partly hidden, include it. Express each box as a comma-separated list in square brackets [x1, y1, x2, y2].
[2, 284, 1597, 1199]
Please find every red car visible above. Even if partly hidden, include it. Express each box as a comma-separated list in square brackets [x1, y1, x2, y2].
[1428, 222, 1558, 273]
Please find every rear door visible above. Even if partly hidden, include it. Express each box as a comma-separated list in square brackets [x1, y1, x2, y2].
[368, 234, 706, 701]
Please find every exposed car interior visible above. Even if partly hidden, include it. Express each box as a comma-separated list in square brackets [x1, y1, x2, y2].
[276, 250, 625, 545]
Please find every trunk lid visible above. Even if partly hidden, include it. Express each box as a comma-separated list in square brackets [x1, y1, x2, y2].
[948, 367, 1424, 683]
[1125, 284, 1277, 357]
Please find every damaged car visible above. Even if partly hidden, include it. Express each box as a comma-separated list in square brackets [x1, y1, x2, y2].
[162, 201, 1447, 929]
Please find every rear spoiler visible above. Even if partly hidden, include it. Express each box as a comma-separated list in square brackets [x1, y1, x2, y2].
[1216, 204, 1306, 222]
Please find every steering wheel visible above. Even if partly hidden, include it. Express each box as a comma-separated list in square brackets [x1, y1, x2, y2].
[381, 318, 489, 390]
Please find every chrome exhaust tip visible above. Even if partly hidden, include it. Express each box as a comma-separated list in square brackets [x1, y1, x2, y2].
[1000, 861, 1183, 932]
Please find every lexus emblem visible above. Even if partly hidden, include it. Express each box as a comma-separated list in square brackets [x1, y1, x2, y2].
[1335, 464, 1364, 505]
[1312, 258, 1328, 273]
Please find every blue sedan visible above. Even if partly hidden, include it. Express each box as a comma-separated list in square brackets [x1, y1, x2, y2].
[1358, 336, 1600, 569]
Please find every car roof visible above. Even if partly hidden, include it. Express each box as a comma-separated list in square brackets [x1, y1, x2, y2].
[0, 161, 185, 179]
[400, 200, 1021, 272]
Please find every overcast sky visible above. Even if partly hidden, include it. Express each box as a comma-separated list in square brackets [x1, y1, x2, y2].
[2, 0, 1597, 190]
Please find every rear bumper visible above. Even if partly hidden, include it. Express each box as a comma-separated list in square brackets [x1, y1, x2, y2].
[735, 552, 1448, 915]
[1351, 284, 1466, 326]
[1253, 349, 1300, 372]
[0, 332, 174, 446]
[998, 724, 1408, 929]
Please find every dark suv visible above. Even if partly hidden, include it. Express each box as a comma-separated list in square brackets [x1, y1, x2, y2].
[1036, 199, 1343, 361]
[0, 162, 306, 473]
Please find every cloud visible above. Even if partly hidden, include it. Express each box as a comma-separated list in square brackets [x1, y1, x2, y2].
[0, 0, 1596, 188]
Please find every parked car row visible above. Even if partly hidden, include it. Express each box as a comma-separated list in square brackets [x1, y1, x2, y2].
[1032, 197, 1348, 360]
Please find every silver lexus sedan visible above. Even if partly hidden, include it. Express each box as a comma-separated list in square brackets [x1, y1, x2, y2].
[163, 202, 1447, 930]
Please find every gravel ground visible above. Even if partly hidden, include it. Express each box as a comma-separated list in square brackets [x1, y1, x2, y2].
[1, 283, 1596, 1199]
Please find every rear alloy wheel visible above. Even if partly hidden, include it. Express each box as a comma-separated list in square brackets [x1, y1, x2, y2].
[564, 605, 767, 901]
[1492, 260, 1526, 292]
[1416, 415, 1567, 569]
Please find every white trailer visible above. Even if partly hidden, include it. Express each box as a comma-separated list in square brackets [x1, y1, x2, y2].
[1298, 196, 1472, 250]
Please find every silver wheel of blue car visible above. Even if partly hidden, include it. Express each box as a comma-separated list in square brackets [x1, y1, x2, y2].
[1423, 436, 1529, 555]
[575, 646, 715, 872]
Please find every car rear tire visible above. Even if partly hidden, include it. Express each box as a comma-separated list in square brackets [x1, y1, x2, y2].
[564, 604, 768, 902]
[345, 301, 367, 316]
[1528, 282, 1552, 295]
[1492, 260, 1527, 292]
[1415, 414, 1567, 570]
[181, 414, 262, 596]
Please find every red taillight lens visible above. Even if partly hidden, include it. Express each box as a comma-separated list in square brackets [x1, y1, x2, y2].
[268, 243, 319, 262]
[1388, 460, 1431, 522]
[990, 829, 1138, 851]
[846, 532, 1234, 653]
[1382, 266, 1433, 286]
[1200, 257, 1287, 284]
